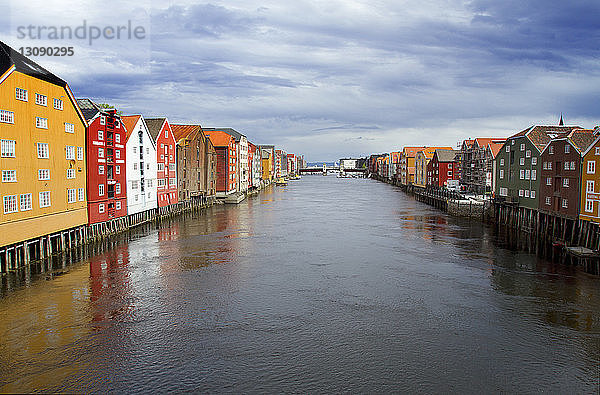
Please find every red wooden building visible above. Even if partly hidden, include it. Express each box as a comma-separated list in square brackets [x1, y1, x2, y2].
[76, 99, 127, 223]
[204, 130, 237, 196]
[427, 149, 459, 187]
[146, 118, 178, 207]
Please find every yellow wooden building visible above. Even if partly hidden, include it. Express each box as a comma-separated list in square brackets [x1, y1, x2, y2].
[0, 41, 88, 247]
[260, 146, 274, 181]
[579, 129, 600, 223]
[412, 147, 453, 187]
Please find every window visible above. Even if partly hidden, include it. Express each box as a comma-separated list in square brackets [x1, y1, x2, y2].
[500, 158, 504, 166]
[586, 199, 594, 212]
[67, 189, 76, 203]
[588, 180, 595, 192]
[134, 162, 138, 170]
[116, 201, 121, 210]
[526, 150, 531, 158]
[98, 165, 104, 175]
[147, 179, 152, 187]
[115, 150, 120, 159]
[98, 148, 104, 158]
[133, 146, 137, 154]
[20, 193, 32, 211]
[15, 87, 28, 101]
[499, 169, 504, 179]
[530, 190, 535, 199]
[35, 93, 47, 106]
[520, 158, 525, 166]
[596, 147, 600, 156]
[447, 171, 452, 176]
[146, 163, 149, 170]
[169, 178, 176, 186]
[3, 195, 17, 214]
[169, 163, 175, 171]
[100, 116, 106, 125]
[0, 109, 14, 124]
[78, 188, 85, 201]
[499, 187, 508, 196]
[549, 145, 554, 154]
[531, 170, 536, 180]
[532, 157, 537, 165]
[116, 165, 120, 175]
[157, 178, 165, 187]
[565, 145, 570, 154]
[563, 178, 569, 187]
[1, 139, 15, 157]
[165, 129, 168, 138]
[53, 98, 63, 110]
[158, 163, 164, 171]
[564, 162, 569, 170]
[587, 161, 595, 174]
[99, 203, 105, 213]
[65, 123, 74, 133]
[116, 183, 121, 194]
[520, 143, 525, 151]
[519, 189, 524, 197]
[65, 145, 75, 160]
[448, 163, 452, 169]
[146, 148, 149, 154]
[36, 117, 48, 129]
[115, 134, 120, 143]
[546, 177, 552, 186]
[38, 169, 50, 180]
[525, 190, 530, 197]
[525, 170, 530, 180]
[506, 145, 510, 152]
[520, 169, 524, 179]
[570, 161, 575, 170]
[562, 199, 568, 208]
[132, 180, 139, 189]
[99, 184, 104, 196]
[37, 143, 49, 158]
[546, 196, 551, 205]
[67, 169, 75, 179]
[98, 130, 104, 141]
[77, 147, 84, 160]
[39, 191, 51, 208]
[2, 170, 16, 182]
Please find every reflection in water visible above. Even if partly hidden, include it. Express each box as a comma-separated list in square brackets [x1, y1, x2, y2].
[0, 178, 598, 392]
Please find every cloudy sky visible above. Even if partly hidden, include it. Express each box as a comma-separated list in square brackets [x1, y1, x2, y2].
[3, 0, 599, 161]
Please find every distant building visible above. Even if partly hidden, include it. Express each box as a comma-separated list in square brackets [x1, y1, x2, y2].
[414, 147, 453, 188]
[580, 129, 600, 223]
[205, 128, 248, 193]
[460, 138, 506, 194]
[260, 145, 275, 181]
[400, 147, 426, 185]
[427, 149, 460, 187]
[146, 117, 179, 207]
[539, 129, 594, 219]
[205, 130, 237, 196]
[495, 125, 581, 209]
[121, 115, 158, 216]
[77, 99, 128, 224]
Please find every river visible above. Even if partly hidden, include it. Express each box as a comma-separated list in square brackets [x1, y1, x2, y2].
[0, 176, 598, 393]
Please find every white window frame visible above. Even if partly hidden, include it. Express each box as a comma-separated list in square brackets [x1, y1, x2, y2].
[546, 196, 551, 206]
[499, 169, 504, 179]
[565, 145, 570, 154]
[116, 201, 121, 210]
[20, 193, 32, 211]
[531, 157, 537, 165]
[531, 170, 536, 181]
[587, 180, 595, 192]
[38, 169, 50, 180]
[115, 165, 120, 175]
[3, 195, 18, 214]
[562, 199, 568, 209]
[531, 190, 535, 199]
[586, 199, 594, 213]
[98, 148, 104, 158]
[36, 117, 48, 129]
[65, 123, 75, 134]
[519, 189, 524, 197]
[2, 170, 16, 183]
[35, 93, 47, 106]
[546, 177, 552, 186]
[78, 188, 85, 201]
[1, 139, 16, 157]
[520, 169, 525, 179]
[99, 203, 105, 213]
[67, 188, 77, 203]
[549, 146, 554, 154]
[563, 178, 569, 187]
[77, 147, 84, 161]
[116, 183, 121, 194]
[65, 145, 75, 160]
[520, 158, 525, 166]
[526, 150, 531, 158]
[39, 191, 51, 208]
[0, 109, 15, 124]
[53, 98, 63, 110]
[37, 143, 49, 159]
[67, 168, 75, 179]
[587, 161, 595, 174]
[15, 87, 28, 101]
[99, 184, 105, 196]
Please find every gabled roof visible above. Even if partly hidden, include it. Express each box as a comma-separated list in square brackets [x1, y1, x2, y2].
[568, 129, 596, 153]
[402, 146, 426, 158]
[121, 115, 141, 141]
[205, 129, 234, 147]
[171, 124, 202, 142]
[204, 127, 245, 142]
[474, 137, 506, 148]
[145, 118, 167, 140]
[509, 125, 581, 152]
[435, 149, 459, 162]
[0, 40, 66, 87]
[75, 98, 101, 121]
[488, 141, 505, 158]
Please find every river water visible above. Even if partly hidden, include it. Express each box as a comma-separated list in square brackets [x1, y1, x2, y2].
[0, 176, 598, 393]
